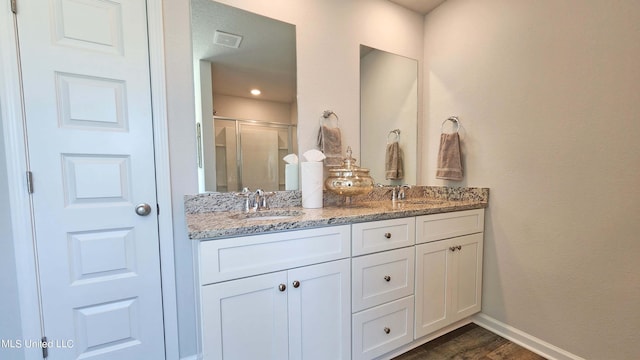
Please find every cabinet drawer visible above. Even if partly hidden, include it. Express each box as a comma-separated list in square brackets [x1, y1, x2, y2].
[416, 209, 484, 244]
[352, 217, 415, 256]
[352, 247, 414, 312]
[352, 296, 414, 360]
[199, 225, 350, 284]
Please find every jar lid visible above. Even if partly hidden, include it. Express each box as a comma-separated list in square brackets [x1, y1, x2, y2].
[328, 146, 370, 175]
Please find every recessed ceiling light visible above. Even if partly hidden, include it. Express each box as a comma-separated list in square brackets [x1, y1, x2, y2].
[250, 89, 261, 96]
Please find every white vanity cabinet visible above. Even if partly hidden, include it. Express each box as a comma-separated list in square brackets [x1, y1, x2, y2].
[351, 218, 416, 360]
[198, 226, 351, 360]
[414, 209, 485, 339]
[195, 207, 487, 360]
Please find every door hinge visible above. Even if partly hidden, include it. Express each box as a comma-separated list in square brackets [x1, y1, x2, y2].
[156, 203, 160, 215]
[26, 171, 33, 194]
[10, 0, 17, 14]
[41, 336, 48, 358]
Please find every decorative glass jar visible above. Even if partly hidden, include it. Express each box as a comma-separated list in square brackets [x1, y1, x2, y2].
[324, 147, 375, 198]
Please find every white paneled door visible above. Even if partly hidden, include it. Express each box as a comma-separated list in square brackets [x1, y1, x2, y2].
[16, 0, 165, 359]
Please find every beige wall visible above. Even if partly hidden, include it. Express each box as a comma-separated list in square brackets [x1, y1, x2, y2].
[423, 1, 640, 359]
[214, 94, 292, 123]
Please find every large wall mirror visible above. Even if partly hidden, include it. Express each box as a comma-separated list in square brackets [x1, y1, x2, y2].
[360, 45, 417, 186]
[191, 0, 297, 193]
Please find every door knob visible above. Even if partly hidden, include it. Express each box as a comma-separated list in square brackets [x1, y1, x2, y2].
[135, 203, 152, 216]
[292, 280, 300, 288]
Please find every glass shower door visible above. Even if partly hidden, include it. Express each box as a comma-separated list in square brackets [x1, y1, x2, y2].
[239, 124, 280, 191]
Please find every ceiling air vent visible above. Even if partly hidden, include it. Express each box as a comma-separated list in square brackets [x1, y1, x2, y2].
[213, 30, 242, 48]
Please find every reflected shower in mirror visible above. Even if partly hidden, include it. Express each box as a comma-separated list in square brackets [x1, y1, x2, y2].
[360, 45, 417, 186]
[191, 0, 297, 192]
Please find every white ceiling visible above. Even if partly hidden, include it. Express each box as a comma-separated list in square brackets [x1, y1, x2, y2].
[388, 0, 447, 14]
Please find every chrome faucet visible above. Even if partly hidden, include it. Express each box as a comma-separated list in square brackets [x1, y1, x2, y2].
[376, 183, 411, 201]
[233, 188, 276, 212]
[390, 186, 399, 201]
[253, 189, 275, 211]
[397, 185, 411, 201]
[253, 189, 264, 211]
[234, 187, 253, 212]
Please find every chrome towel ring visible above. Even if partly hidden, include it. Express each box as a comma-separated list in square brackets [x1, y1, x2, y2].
[441, 116, 460, 133]
[321, 110, 339, 127]
[387, 129, 400, 143]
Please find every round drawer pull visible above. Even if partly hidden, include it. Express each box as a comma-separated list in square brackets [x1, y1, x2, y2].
[384, 275, 391, 282]
[384, 232, 392, 239]
[292, 280, 300, 288]
[383, 327, 391, 334]
[278, 284, 286, 292]
[449, 246, 456, 252]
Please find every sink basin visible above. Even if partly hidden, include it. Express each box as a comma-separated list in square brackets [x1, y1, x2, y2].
[232, 210, 303, 221]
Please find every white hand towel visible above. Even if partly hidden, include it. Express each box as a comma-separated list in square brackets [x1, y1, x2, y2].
[436, 133, 463, 181]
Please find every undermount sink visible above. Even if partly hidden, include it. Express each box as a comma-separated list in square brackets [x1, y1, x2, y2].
[232, 209, 303, 221]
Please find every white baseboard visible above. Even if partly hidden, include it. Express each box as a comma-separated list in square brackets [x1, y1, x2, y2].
[472, 313, 585, 360]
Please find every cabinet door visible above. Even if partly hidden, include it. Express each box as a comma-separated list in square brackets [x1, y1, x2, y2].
[288, 259, 351, 360]
[414, 233, 483, 338]
[201, 272, 289, 360]
[450, 233, 483, 323]
[414, 239, 453, 338]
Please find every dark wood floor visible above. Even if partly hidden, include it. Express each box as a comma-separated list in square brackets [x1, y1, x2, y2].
[392, 323, 546, 360]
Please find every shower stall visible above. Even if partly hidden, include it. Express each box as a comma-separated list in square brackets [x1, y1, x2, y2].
[201, 116, 297, 192]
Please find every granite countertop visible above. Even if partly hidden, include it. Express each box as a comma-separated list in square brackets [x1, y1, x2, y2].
[186, 187, 488, 240]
